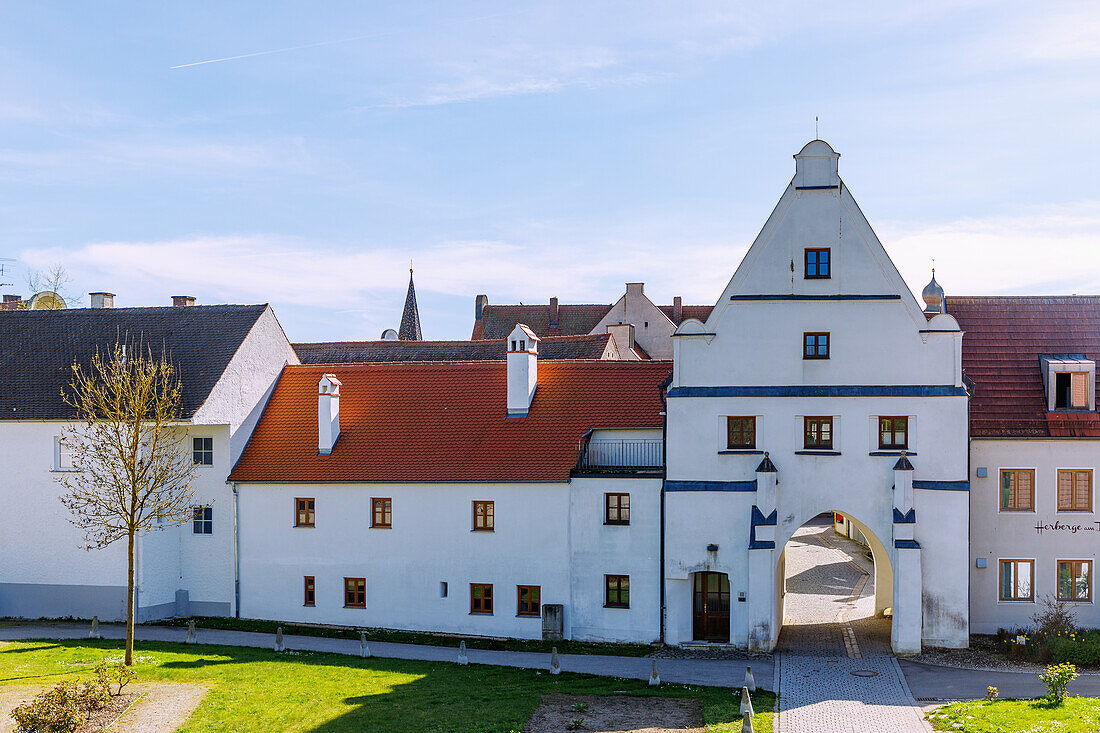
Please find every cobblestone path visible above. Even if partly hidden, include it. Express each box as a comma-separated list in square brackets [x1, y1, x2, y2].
[776, 518, 932, 733]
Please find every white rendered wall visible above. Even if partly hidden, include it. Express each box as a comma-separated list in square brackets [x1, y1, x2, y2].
[969, 439, 1100, 634]
[568, 477, 662, 643]
[591, 284, 678, 360]
[237, 482, 572, 638]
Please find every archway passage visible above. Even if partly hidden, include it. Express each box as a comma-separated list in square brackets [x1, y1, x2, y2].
[776, 513, 891, 656]
[691, 572, 730, 642]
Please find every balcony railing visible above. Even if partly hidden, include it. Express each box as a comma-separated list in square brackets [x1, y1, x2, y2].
[575, 438, 663, 472]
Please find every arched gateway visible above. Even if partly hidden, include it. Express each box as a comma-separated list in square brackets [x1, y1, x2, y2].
[662, 140, 971, 654]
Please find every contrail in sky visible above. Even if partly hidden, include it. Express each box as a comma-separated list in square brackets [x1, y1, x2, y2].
[170, 34, 381, 69]
[169, 10, 523, 70]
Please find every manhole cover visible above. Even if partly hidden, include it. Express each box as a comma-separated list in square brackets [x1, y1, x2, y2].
[850, 670, 878, 677]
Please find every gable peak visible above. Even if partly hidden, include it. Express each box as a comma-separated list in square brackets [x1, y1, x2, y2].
[793, 139, 840, 188]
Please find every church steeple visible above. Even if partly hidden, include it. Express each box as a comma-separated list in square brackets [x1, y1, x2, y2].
[398, 268, 423, 341]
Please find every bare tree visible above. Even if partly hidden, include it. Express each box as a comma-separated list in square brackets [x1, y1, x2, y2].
[56, 342, 195, 665]
[25, 263, 74, 308]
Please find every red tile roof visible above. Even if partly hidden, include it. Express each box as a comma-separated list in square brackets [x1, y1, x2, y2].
[947, 296, 1100, 437]
[230, 360, 671, 484]
[472, 303, 714, 339]
[293, 333, 616, 363]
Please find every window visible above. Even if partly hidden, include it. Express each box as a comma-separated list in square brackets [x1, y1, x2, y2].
[470, 583, 493, 614]
[295, 497, 315, 527]
[371, 497, 392, 528]
[999, 560, 1034, 601]
[192, 437, 213, 465]
[999, 470, 1034, 511]
[192, 507, 212, 535]
[344, 577, 365, 608]
[1057, 560, 1092, 602]
[804, 417, 833, 450]
[878, 417, 908, 450]
[53, 436, 77, 472]
[726, 416, 756, 449]
[1058, 470, 1092, 512]
[473, 501, 494, 531]
[803, 332, 829, 359]
[605, 575, 630, 608]
[440, 582, 448, 598]
[605, 493, 630, 525]
[517, 585, 541, 617]
[303, 576, 315, 606]
[1055, 372, 1090, 409]
[805, 248, 830, 279]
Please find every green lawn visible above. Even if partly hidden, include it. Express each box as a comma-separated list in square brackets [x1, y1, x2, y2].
[0, 639, 773, 732]
[927, 696, 1100, 732]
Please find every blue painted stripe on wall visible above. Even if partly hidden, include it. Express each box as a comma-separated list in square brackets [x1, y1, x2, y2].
[667, 385, 968, 398]
[729, 294, 902, 301]
[913, 480, 970, 491]
[666, 480, 757, 492]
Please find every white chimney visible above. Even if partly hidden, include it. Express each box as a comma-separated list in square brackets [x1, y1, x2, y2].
[506, 324, 539, 416]
[89, 292, 115, 309]
[318, 374, 341, 455]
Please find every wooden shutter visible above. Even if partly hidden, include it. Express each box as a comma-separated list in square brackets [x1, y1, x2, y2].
[1071, 372, 1089, 408]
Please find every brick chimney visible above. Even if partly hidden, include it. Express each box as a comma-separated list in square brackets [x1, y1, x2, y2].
[549, 297, 559, 331]
[673, 296, 683, 323]
[172, 296, 196, 307]
[318, 374, 342, 455]
[507, 324, 539, 416]
[89, 292, 115, 309]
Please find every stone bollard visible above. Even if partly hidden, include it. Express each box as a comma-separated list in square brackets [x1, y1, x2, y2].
[648, 660, 660, 687]
[549, 647, 561, 675]
[740, 686, 754, 718]
[274, 627, 285, 653]
[741, 709, 753, 733]
[743, 665, 756, 692]
[360, 632, 371, 658]
[185, 619, 197, 644]
[88, 616, 102, 640]
[457, 640, 468, 666]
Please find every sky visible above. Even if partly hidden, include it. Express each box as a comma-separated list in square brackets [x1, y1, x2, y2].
[2, 1, 1099, 341]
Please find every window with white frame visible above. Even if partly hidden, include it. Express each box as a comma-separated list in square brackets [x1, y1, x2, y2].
[192, 506, 212, 534]
[53, 436, 78, 471]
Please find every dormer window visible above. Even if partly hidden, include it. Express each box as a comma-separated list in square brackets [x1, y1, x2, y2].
[1040, 355, 1095, 412]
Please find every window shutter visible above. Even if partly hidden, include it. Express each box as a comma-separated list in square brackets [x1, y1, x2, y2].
[1058, 471, 1074, 510]
[1071, 372, 1089, 408]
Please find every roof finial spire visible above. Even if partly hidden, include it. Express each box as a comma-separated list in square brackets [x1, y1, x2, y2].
[815, 115, 819, 139]
[398, 267, 423, 340]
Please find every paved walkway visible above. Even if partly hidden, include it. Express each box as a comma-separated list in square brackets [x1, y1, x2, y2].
[0, 622, 765, 689]
[776, 518, 933, 733]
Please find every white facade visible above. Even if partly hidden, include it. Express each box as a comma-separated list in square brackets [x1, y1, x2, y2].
[667, 140, 971, 653]
[0, 306, 297, 621]
[236, 472, 662, 643]
[969, 438, 1100, 634]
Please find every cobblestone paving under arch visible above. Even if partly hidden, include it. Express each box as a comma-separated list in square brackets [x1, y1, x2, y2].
[776, 517, 932, 733]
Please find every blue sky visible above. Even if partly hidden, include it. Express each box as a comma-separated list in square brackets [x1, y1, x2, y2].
[2, 1, 1099, 341]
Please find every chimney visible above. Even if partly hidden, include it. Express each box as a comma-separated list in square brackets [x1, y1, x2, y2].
[318, 374, 342, 455]
[89, 292, 115, 309]
[626, 282, 644, 297]
[673, 296, 683, 323]
[506, 324, 539, 416]
[474, 294, 489, 322]
[549, 297, 559, 330]
[606, 323, 635, 352]
[172, 295, 196, 307]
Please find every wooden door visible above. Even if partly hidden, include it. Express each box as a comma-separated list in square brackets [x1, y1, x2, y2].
[692, 572, 730, 642]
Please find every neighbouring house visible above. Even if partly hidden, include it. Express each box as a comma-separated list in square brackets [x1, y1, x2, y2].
[0, 295, 298, 621]
[471, 286, 712, 359]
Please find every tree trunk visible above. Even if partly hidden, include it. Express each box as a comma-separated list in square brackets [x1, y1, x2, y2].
[125, 528, 135, 666]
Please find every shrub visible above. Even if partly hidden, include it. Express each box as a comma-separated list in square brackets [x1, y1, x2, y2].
[1032, 595, 1077, 638]
[10, 681, 89, 733]
[1049, 636, 1100, 666]
[1040, 662, 1079, 704]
